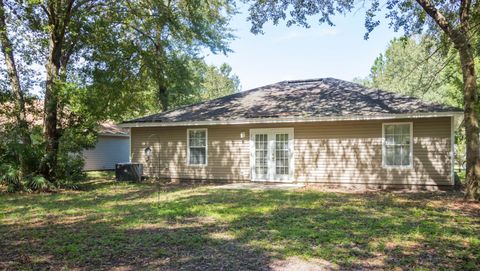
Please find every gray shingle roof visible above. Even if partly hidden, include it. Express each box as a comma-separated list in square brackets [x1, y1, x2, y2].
[124, 78, 462, 124]
[98, 121, 130, 136]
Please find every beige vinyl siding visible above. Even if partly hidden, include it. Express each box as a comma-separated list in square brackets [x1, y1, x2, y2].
[130, 117, 453, 186]
[131, 126, 251, 181]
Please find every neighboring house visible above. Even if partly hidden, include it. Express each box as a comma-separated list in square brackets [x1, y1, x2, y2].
[82, 121, 130, 171]
[0, 101, 129, 171]
[120, 78, 463, 188]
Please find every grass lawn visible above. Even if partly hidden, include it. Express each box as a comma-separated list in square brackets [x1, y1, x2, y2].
[1, 172, 479, 270]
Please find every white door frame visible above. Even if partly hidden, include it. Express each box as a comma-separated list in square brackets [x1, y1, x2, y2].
[249, 128, 294, 182]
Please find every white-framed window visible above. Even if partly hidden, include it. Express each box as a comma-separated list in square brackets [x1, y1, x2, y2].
[187, 128, 207, 166]
[382, 122, 413, 168]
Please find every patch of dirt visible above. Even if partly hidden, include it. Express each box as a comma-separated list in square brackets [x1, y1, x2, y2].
[442, 199, 480, 216]
[302, 183, 469, 194]
[270, 257, 339, 271]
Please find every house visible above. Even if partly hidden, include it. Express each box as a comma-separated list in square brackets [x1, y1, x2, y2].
[120, 78, 463, 188]
[82, 121, 130, 171]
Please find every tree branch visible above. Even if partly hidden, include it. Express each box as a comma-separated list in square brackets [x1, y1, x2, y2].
[47, 0, 57, 27]
[415, 0, 468, 48]
[396, 41, 445, 84]
[40, 4, 51, 18]
[460, 0, 471, 25]
[415, 0, 455, 36]
[59, 0, 75, 43]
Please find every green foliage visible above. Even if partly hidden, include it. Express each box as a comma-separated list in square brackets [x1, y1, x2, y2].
[2, 0, 238, 186]
[85, 0, 237, 113]
[0, 154, 55, 193]
[455, 128, 467, 172]
[0, 122, 88, 192]
[197, 63, 241, 101]
[26, 175, 54, 192]
[246, 0, 355, 34]
[167, 61, 241, 108]
[0, 164, 22, 193]
[246, 1, 479, 42]
[360, 36, 480, 171]
[55, 154, 85, 190]
[361, 37, 467, 107]
[0, 124, 43, 174]
[54, 125, 92, 188]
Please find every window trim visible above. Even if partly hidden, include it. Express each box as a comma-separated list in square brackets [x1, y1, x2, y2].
[382, 122, 413, 169]
[187, 128, 208, 166]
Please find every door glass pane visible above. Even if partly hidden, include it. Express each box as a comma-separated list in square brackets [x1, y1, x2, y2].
[275, 133, 289, 175]
[255, 134, 268, 175]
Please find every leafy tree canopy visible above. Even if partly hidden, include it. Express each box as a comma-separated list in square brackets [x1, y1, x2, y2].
[0, 0, 239, 187]
[356, 36, 477, 107]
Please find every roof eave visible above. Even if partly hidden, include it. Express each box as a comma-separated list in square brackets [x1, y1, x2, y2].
[98, 133, 130, 137]
[118, 111, 463, 128]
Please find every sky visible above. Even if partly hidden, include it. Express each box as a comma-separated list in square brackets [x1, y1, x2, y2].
[204, 4, 401, 91]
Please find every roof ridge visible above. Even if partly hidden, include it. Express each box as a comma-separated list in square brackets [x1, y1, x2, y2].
[282, 78, 326, 84]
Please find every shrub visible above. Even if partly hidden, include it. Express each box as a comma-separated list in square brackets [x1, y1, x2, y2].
[0, 164, 23, 193]
[26, 175, 54, 191]
[0, 123, 95, 192]
[55, 153, 86, 189]
[0, 164, 56, 193]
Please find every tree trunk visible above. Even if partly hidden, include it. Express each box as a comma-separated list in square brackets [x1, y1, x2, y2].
[414, 0, 479, 200]
[0, 0, 28, 134]
[0, 0, 31, 175]
[158, 84, 169, 111]
[458, 44, 480, 200]
[39, 35, 62, 181]
[37, 0, 75, 181]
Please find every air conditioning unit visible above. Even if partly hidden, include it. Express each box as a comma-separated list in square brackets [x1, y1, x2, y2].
[115, 163, 143, 182]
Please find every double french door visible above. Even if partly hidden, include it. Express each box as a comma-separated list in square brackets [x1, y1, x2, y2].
[250, 128, 294, 182]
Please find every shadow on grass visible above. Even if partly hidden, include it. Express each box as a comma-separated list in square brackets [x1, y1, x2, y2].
[0, 180, 479, 270]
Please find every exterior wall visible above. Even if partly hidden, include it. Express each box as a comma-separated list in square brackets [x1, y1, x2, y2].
[131, 117, 453, 187]
[83, 136, 130, 171]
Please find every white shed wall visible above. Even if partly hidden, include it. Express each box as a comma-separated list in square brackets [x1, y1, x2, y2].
[83, 135, 130, 171]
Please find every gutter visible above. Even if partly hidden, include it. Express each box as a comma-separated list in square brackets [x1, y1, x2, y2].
[118, 112, 464, 128]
